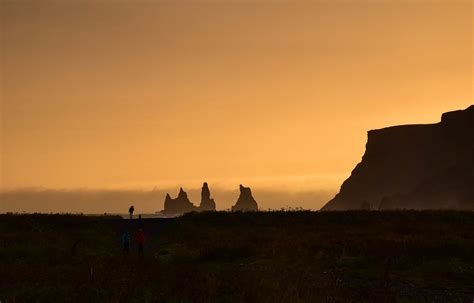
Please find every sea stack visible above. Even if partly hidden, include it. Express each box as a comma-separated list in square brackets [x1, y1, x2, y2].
[163, 188, 197, 215]
[198, 182, 216, 211]
[231, 184, 258, 212]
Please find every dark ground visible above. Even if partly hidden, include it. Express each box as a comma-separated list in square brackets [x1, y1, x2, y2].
[1, 211, 473, 302]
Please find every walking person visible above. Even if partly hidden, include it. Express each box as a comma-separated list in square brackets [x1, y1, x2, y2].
[121, 230, 130, 255]
[128, 205, 135, 220]
[135, 228, 145, 258]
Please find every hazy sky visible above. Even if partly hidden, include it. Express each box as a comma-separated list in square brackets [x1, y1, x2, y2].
[1, 0, 472, 211]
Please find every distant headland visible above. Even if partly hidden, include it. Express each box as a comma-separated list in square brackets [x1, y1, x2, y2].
[323, 105, 474, 211]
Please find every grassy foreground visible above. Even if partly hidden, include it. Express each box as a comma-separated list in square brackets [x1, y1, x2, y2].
[1, 211, 473, 302]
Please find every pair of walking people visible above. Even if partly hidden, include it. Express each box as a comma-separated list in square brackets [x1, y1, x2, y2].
[122, 228, 145, 256]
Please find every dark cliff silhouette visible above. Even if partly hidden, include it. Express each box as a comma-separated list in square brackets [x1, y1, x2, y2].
[231, 184, 258, 212]
[322, 105, 474, 210]
[162, 182, 217, 215]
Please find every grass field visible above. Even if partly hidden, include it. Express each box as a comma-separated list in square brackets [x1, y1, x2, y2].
[1, 211, 473, 302]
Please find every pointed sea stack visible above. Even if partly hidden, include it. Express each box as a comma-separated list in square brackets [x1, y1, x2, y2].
[162, 188, 197, 215]
[198, 182, 216, 211]
[231, 184, 258, 212]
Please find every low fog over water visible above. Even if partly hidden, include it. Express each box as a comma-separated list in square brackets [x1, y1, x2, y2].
[0, 187, 334, 214]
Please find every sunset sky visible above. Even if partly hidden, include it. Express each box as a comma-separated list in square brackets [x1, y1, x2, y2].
[1, 0, 472, 211]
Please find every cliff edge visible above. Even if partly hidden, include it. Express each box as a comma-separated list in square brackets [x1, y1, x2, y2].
[322, 105, 474, 210]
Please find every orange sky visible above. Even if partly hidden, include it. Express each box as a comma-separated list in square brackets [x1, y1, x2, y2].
[1, 0, 473, 210]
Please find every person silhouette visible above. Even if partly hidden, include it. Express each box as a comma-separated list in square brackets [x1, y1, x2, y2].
[121, 230, 130, 255]
[128, 205, 135, 219]
[135, 228, 145, 257]
[138, 214, 143, 228]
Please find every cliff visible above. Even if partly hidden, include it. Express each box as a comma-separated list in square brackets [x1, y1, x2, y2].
[322, 105, 474, 210]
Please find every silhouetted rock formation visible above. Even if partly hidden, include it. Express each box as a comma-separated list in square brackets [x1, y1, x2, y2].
[198, 182, 216, 211]
[163, 188, 197, 215]
[162, 183, 218, 215]
[322, 105, 474, 210]
[232, 185, 258, 211]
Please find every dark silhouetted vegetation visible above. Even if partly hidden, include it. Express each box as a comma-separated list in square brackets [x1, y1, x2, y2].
[1, 211, 473, 302]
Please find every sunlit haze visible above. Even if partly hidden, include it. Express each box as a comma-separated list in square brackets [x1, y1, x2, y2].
[1, 0, 472, 212]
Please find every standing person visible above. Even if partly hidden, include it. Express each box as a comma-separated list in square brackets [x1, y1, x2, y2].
[138, 214, 144, 228]
[128, 205, 135, 219]
[122, 230, 131, 255]
[135, 228, 145, 257]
